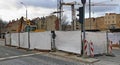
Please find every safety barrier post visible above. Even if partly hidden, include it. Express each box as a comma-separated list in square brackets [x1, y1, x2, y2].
[89, 41, 94, 57]
[106, 40, 115, 57]
[108, 40, 112, 55]
[83, 40, 88, 58]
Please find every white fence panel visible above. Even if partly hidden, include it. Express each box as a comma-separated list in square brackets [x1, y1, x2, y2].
[86, 32, 107, 55]
[30, 32, 51, 50]
[5, 34, 11, 45]
[108, 33, 120, 44]
[20, 32, 28, 48]
[11, 33, 18, 46]
[56, 31, 81, 54]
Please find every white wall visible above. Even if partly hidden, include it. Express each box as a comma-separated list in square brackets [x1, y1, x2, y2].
[56, 31, 81, 54]
[86, 32, 107, 55]
[5, 31, 109, 56]
[20, 32, 28, 49]
[108, 33, 120, 44]
[5, 34, 11, 45]
[30, 32, 51, 50]
[11, 33, 19, 46]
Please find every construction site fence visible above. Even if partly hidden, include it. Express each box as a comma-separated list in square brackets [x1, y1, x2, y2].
[5, 31, 120, 55]
[108, 32, 120, 47]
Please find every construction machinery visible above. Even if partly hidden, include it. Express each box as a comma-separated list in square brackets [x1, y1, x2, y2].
[17, 17, 43, 32]
[24, 19, 37, 32]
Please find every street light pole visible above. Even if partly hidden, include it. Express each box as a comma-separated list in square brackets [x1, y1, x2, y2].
[26, 8, 28, 20]
[20, 2, 28, 20]
[20, 2, 30, 50]
[89, 0, 91, 30]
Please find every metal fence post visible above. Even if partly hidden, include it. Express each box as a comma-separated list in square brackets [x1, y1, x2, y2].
[51, 31, 56, 52]
[5, 33, 6, 46]
[106, 31, 109, 54]
[10, 33, 11, 46]
[18, 32, 20, 48]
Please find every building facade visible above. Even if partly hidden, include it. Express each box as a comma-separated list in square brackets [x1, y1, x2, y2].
[5, 13, 120, 32]
[34, 15, 59, 31]
[104, 13, 120, 30]
[77, 13, 120, 31]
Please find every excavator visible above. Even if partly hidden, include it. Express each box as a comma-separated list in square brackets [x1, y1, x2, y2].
[17, 17, 45, 32]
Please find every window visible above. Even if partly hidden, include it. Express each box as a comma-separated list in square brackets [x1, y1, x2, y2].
[104, 21, 105, 24]
[112, 16, 114, 19]
[112, 21, 114, 24]
[104, 19, 106, 21]
[106, 21, 108, 24]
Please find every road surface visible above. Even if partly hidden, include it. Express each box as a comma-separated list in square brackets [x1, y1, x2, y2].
[0, 45, 84, 65]
[0, 39, 120, 65]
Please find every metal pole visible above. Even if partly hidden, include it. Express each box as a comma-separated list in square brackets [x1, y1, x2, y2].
[5, 33, 6, 46]
[89, 0, 91, 30]
[21, 2, 30, 50]
[81, 24, 83, 55]
[57, 0, 62, 31]
[106, 31, 109, 54]
[28, 31, 30, 49]
[71, 5, 76, 31]
[83, 4, 86, 57]
[21, 2, 28, 20]
[51, 31, 56, 52]
[80, 0, 86, 57]
[26, 9, 28, 20]
[10, 33, 11, 46]
[59, 0, 64, 31]
[18, 32, 20, 48]
[26, 7, 30, 50]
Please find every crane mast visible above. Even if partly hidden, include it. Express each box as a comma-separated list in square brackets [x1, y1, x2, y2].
[57, 0, 118, 31]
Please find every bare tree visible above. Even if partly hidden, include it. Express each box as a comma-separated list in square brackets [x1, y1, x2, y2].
[61, 15, 69, 31]
[0, 19, 8, 38]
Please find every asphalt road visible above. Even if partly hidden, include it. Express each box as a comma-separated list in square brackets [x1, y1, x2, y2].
[0, 39, 120, 65]
[0, 45, 83, 65]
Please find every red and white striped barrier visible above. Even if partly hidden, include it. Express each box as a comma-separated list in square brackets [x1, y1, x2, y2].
[89, 41, 94, 57]
[84, 40, 88, 56]
[109, 40, 112, 54]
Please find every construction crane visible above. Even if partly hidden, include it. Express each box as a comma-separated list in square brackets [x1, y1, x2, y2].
[57, 0, 80, 30]
[57, 0, 118, 31]
[87, 0, 118, 30]
[57, 0, 63, 30]
[62, 1, 80, 31]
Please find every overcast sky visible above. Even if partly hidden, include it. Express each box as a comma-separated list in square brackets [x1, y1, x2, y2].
[0, 0, 120, 22]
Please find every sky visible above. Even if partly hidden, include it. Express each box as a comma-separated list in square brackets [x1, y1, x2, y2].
[0, 0, 120, 22]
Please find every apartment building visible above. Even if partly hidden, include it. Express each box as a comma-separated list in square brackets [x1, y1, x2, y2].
[32, 15, 59, 31]
[6, 20, 19, 33]
[77, 13, 120, 31]
[46, 15, 58, 31]
[5, 17, 27, 33]
[104, 13, 120, 30]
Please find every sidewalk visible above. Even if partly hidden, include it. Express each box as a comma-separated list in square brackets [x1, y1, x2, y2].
[48, 50, 120, 65]
[0, 39, 5, 46]
[49, 51, 100, 65]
